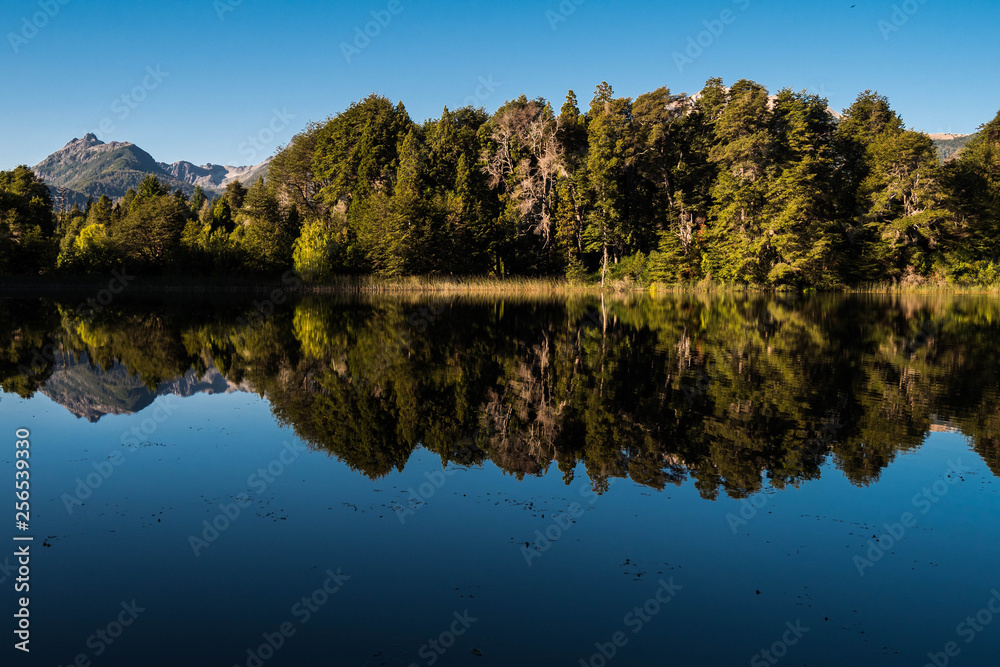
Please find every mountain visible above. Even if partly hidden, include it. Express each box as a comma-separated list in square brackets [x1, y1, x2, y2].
[929, 132, 978, 163]
[33, 134, 271, 205]
[159, 159, 270, 192]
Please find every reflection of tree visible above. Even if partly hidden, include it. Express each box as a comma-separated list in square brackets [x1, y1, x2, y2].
[3, 293, 1000, 493]
[0, 299, 63, 397]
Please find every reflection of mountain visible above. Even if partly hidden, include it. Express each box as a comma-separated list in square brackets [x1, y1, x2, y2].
[40, 351, 248, 422]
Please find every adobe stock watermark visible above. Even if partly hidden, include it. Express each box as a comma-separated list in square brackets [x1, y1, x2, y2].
[7, 0, 70, 54]
[15, 268, 138, 379]
[234, 569, 350, 667]
[360, 301, 450, 389]
[0, 556, 16, 586]
[878, 0, 930, 40]
[462, 75, 501, 109]
[235, 271, 302, 331]
[188, 439, 308, 556]
[62, 396, 180, 515]
[74, 268, 137, 321]
[902, 316, 942, 357]
[521, 482, 606, 567]
[409, 610, 478, 666]
[340, 0, 408, 63]
[580, 307, 607, 333]
[94, 66, 169, 140]
[853, 459, 970, 576]
[214, 0, 243, 21]
[681, 362, 714, 406]
[750, 620, 810, 667]
[578, 578, 683, 667]
[725, 491, 772, 534]
[238, 108, 296, 163]
[546, 0, 586, 31]
[393, 466, 461, 524]
[673, 0, 753, 73]
[922, 589, 1000, 667]
[727, 413, 842, 533]
[54, 600, 145, 667]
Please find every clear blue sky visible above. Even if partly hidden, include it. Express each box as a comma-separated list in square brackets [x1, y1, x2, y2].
[1, 0, 998, 170]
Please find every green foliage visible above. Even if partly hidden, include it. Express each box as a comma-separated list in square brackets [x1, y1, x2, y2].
[238, 178, 295, 273]
[944, 110, 1000, 279]
[3, 86, 1000, 287]
[584, 82, 634, 284]
[113, 179, 187, 268]
[294, 214, 345, 283]
[312, 94, 413, 209]
[0, 165, 57, 275]
[270, 122, 327, 219]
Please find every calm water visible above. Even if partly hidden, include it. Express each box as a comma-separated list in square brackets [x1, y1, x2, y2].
[1, 293, 999, 667]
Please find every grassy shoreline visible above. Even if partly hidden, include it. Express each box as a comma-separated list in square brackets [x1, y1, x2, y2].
[3, 274, 1000, 296]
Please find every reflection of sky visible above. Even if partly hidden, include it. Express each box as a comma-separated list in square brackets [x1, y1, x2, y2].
[3, 389, 998, 666]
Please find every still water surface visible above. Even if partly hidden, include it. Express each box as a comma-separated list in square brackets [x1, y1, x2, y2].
[1, 293, 999, 666]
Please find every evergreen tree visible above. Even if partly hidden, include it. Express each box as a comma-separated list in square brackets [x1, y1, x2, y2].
[705, 79, 774, 284]
[762, 90, 842, 286]
[239, 178, 293, 272]
[945, 110, 1000, 281]
[0, 166, 56, 275]
[584, 82, 633, 284]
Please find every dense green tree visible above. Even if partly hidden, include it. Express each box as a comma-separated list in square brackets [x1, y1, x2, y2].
[223, 181, 248, 212]
[270, 122, 327, 219]
[190, 186, 207, 216]
[705, 79, 774, 284]
[0, 166, 56, 275]
[312, 95, 413, 210]
[945, 110, 1000, 281]
[293, 210, 348, 283]
[858, 130, 950, 279]
[237, 178, 296, 272]
[762, 90, 842, 286]
[2, 86, 1000, 287]
[134, 173, 168, 205]
[114, 188, 187, 268]
[584, 83, 634, 284]
[0, 166, 55, 236]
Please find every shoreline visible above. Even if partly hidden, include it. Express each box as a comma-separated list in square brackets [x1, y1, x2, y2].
[2, 275, 1000, 297]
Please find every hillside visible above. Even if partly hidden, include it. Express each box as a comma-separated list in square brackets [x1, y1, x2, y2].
[33, 134, 270, 205]
[930, 132, 978, 163]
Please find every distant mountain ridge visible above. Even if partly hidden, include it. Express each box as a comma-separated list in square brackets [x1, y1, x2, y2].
[929, 132, 978, 163]
[33, 134, 270, 206]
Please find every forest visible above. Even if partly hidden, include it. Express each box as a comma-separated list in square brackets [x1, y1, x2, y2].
[2, 78, 1000, 288]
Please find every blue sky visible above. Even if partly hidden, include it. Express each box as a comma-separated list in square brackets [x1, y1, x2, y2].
[1, 0, 998, 170]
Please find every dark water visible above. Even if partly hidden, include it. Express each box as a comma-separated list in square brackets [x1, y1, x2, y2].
[1, 293, 999, 667]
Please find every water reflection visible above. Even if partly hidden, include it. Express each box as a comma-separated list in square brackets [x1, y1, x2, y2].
[3, 293, 998, 498]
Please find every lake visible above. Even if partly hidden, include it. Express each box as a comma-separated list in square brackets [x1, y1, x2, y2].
[1, 292, 999, 666]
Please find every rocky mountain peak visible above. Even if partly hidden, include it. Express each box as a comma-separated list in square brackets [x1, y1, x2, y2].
[33, 136, 270, 203]
[65, 133, 104, 148]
